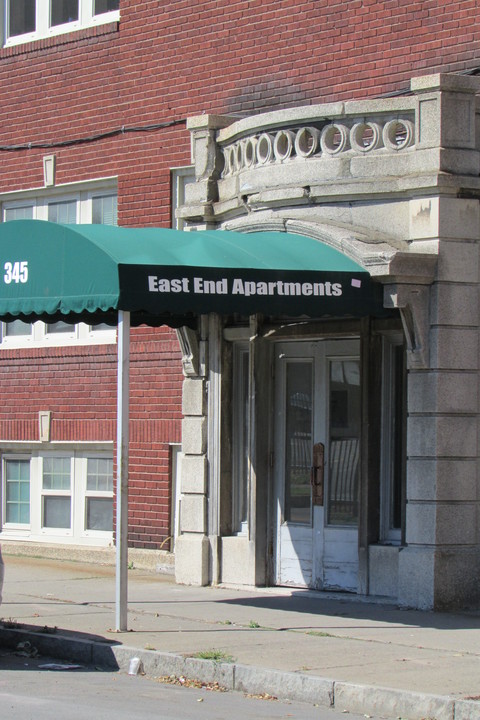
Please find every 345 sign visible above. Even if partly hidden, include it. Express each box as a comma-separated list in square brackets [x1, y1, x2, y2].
[3, 261, 28, 284]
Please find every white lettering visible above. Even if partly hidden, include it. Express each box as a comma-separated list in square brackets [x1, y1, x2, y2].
[148, 276, 190, 293]
[197, 278, 228, 294]
[157, 278, 171, 292]
[148, 275, 158, 291]
[4, 261, 28, 284]
[283, 282, 302, 296]
[232, 278, 245, 295]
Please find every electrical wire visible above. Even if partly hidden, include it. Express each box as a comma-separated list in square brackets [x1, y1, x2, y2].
[0, 117, 187, 152]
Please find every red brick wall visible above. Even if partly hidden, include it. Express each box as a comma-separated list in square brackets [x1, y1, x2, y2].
[0, 325, 182, 548]
[0, 0, 478, 548]
[0, 2, 478, 201]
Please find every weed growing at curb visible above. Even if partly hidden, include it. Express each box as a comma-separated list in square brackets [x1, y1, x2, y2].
[191, 649, 235, 663]
[0, 618, 21, 628]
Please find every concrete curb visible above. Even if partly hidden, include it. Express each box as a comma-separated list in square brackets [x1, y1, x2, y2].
[1, 626, 479, 720]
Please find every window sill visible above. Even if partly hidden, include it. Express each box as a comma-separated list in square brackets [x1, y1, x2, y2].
[0, 21, 119, 58]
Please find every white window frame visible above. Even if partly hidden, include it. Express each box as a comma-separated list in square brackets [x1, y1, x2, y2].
[1, 446, 114, 544]
[2, 454, 31, 530]
[3, 0, 120, 47]
[82, 455, 114, 536]
[40, 454, 73, 537]
[0, 180, 117, 348]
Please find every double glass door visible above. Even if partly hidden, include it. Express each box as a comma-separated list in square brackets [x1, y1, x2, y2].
[274, 339, 361, 591]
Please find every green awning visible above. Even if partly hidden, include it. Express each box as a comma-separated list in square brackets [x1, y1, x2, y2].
[0, 220, 384, 324]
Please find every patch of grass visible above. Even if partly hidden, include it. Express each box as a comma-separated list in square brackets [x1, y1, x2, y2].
[248, 620, 261, 628]
[144, 644, 156, 651]
[192, 649, 235, 663]
[1, 618, 21, 629]
[307, 630, 334, 638]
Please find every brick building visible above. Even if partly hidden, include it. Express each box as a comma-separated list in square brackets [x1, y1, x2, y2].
[1, 1, 480, 609]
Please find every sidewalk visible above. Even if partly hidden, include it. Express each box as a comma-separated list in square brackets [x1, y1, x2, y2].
[1, 553, 479, 720]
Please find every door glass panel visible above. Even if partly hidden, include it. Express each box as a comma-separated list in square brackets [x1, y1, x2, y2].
[284, 361, 312, 524]
[328, 359, 361, 526]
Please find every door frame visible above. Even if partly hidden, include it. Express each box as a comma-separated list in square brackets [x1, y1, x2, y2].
[272, 337, 361, 591]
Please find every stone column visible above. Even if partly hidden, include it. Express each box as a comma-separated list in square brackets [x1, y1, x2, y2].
[175, 325, 210, 586]
[399, 197, 480, 609]
[398, 74, 480, 609]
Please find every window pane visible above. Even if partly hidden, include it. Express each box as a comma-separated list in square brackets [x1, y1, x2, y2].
[43, 496, 71, 528]
[5, 320, 32, 337]
[87, 457, 113, 491]
[9, 0, 35, 37]
[94, 0, 119, 15]
[43, 457, 71, 490]
[391, 345, 405, 530]
[46, 321, 72, 333]
[328, 359, 361, 526]
[86, 497, 113, 531]
[92, 195, 117, 225]
[5, 205, 34, 221]
[5, 459, 30, 524]
[233, 349, 249, 529]
[285, 362, 312, 524]
[51, 0, 79, 26]
[48, 200, 77, 224]
[91, 322, 113, 331]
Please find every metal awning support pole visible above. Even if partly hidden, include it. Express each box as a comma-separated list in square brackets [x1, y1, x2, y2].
[115, 309, 130, 631]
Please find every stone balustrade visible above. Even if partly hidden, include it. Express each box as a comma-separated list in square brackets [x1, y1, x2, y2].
[221, 116, 415, 176]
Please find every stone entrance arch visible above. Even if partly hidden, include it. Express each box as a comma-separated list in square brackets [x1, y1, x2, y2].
[175, 73, 480, 610]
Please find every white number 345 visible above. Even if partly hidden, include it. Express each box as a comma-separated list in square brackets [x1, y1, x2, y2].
[4, 261, 28, 284]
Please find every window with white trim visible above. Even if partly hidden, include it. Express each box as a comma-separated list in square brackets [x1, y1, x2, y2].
[4, 0, 120, 46]
[379, 334, 406, 544]
[4, 458, 30, 525]
[2, 450, 113, 544]
[232, 341, 249, 534]
[85, 457, 113, 531]
[0, 184, 117, 347]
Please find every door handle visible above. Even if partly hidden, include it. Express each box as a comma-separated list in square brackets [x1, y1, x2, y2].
[311, 442, 324, 506]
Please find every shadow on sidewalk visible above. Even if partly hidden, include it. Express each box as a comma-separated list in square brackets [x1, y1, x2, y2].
[217, 588, 480, 631]
[0, 621, 121, 671]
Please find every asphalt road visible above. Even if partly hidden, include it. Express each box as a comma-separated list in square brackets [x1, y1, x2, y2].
[0, 648, 368, 720]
